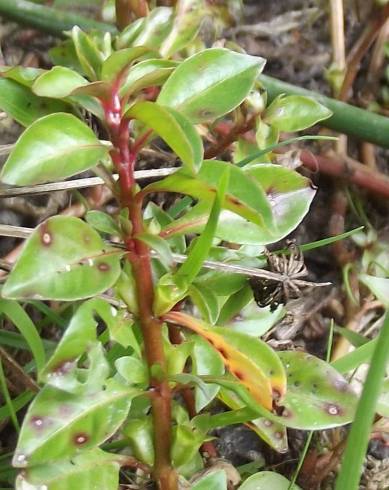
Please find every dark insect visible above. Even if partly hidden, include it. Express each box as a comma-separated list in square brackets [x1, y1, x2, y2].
[250, 242, 308, 311]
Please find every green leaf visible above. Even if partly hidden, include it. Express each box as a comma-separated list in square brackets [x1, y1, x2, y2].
[0, 78, 70, 127]
[120, 58, 177, 97]
[0, 66, 44, 87]
[175, 168, 229, 285]
[2, 216, 122, 301]
[278, 351, 357, 429]
[158, 48, 265, 123]
[171, 423, 206, 473]
[264, 95, 332, 132]
[189, 284, 220, 324]
[191, 334, 224, 412]
[146, 160, 274, 231]
[13, 379, 138, 467]
[122, 417, 154, 466]
[101, 46, 151, 81]
[86, 210, 120, 235]
[115, 356, 148, 385]
[0, 299, 45, 374]
[239, 471, 301, 490]
[116, 17, 146, 49]
[32, 66, 89, 98]
[160, 0, 205, 56]
[137, 232, 174, 267]
[15, 449, 123, 490]
[131, 7, 173, 49]
[125, 101, 203, 175]
[1, 113, 108, 185]
[359, 274, 389, 307]
[40, 298, 133, 383]
[192, 470, 227, 490]
[71, 26, 104, 80]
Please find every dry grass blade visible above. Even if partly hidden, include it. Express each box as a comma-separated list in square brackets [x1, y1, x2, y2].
[0, 167, 178, 197]
[0, 224, 331, 286]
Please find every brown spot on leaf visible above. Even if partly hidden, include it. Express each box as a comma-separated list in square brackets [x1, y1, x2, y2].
[98, 262, 110, 272]
[73, 432, 89, 445]
[325, 403, 342, 416]
[232, 370, 244, 381]
[217, 347, 228, 359]
[40, 223, 52, 246]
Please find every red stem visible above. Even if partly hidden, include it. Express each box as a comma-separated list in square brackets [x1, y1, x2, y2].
[103, 87, 177, 490]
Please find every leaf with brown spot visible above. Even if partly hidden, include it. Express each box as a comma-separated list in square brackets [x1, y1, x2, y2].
[276, 351, 358, 429]
[2, 216, 122, 301]
[165, 312, 285, 410]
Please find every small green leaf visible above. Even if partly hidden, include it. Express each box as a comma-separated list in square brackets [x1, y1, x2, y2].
[131, 7, 173, 49]
[0, 78, 70, 127]
[264, 95, 332, 132]
[2, 216, 122, 301]
[101, 46, 151, 81]
[120, 59, 177, 97]
[158, 48, 265, 123]
[189, 284, 220, 325]
[239, 471, 301, 490]
[71, 26, 104, 80]
[86, 210, 120, 235]
[122, 417, 154, 466]
[125, 101, 203, 175]
[0, 66, 44, 87]
[15, 449, 123, 490]
[115, 356, 148, 385]
[13, 379, 138, 467]
[32, 66, 89, 98]
[192, 470, 227, 490]
[191, 335, 224, 412]
[137, 232, 174, 267]
[1, 113, 108, 185]
[160, 0, 205, 56]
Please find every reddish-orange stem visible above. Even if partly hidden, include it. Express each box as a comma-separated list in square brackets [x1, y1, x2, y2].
[103, 86, 177, 490]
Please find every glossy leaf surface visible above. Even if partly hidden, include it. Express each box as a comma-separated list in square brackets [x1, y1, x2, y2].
[125, 101, 203, 174]
[0, 78, 69, 127]
[264, 95, 332, 132]
[0, 66, 44, 87]
[158, 48, 265, 123]
[32, 66, 88, 98]
[120, 59, 177, 97]
[239, 471, 301, 490]
[1, 113, 108, 185]
[71, 26, 103, 80]
[15, 449, 122, 490]
[101, 46, 151, 81]
[13, 379, 137, 467]
[277, 351, 357, 429]
[192, 470, 227, 490]
[145, 161, 273, 231]
[2, 216, 122, 301]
